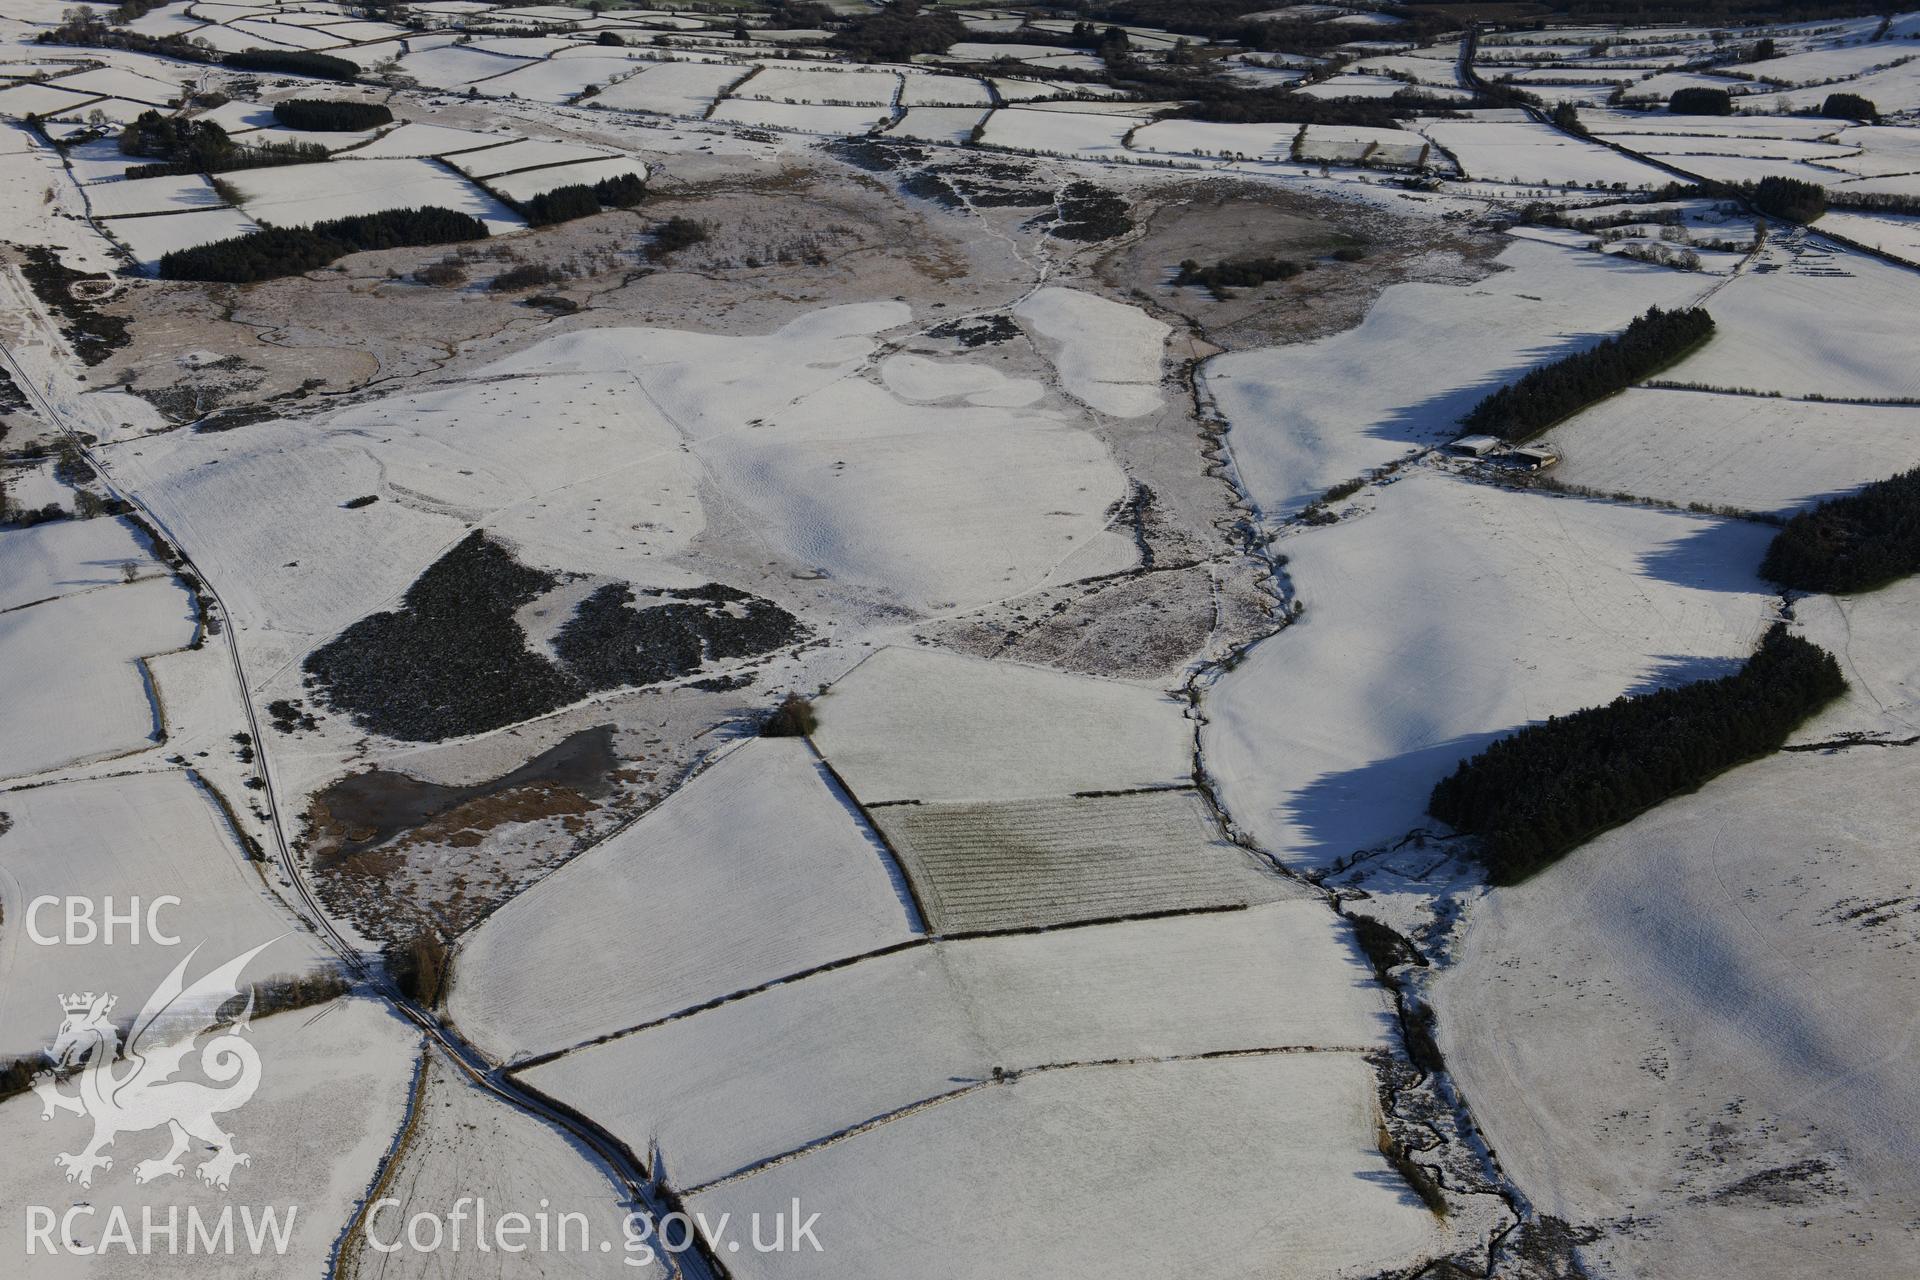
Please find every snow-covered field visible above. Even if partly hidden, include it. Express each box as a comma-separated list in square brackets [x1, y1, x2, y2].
[1206, 238, 1704, 517]
[884, 104, 987, 144]
[810, 646, 1192, 804]
[104, 307, 1136, 699]
[0, 998, 418, 1278]
[1441, 748, 1920, 1279]
[1204, 471, 1776, 870]
[486, 154, 648, 201]
[591, 60, 747, 115]
[1420, 119, 1674, 187]
[525, 901, 1386, 1189]
[448, 738, 920, 1062]
[1012, 287, 1168, 418]
[978, 106, 1135, 157]
[83, 173, 221, 218]
[1662, 247, 1920, 399]
[0, 771, 333, 1057]
[105, 206, 264, 265]
[710, 98, 891, 133]
[0, 514, 150, 611]
[339, 1049, 663, 1279]
[872, 790, 1293, 932]
[449, 137, 620, 179]
[688, 1053, 1445, 1280]
[898, 72, 993, 107]
[221, 157, 523, 232]
[0, 575, 195, 777]
[1547, 387, 1920, 515]
[736, 64, 898, 106]
[1790, 577, 1920, 744]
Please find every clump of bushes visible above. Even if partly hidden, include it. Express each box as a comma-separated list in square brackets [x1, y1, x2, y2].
[1429, 626, 1845, 883]
[159, 206, 490, 283]
[1761, 466, 1920, 594]
[250, 969, 351, 1015]
[1461, 306, 1714, 442]
[761, 693, 818, 737]
[272, 98, 393, 131]
[1174, 255, 1303, 298]
[1669, 86, 1732, 115]
[224, 49, 359, 81]
[489, 262, 562, 292]
[387, 931, 448, 1006]
[647, 215, 708, 259]
[413, 257, 468, 287]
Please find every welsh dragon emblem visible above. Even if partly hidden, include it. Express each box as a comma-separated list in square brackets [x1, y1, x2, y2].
[33, 939, 281, 1191]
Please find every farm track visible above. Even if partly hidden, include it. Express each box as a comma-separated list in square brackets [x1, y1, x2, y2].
[0, 327, 721, 1280]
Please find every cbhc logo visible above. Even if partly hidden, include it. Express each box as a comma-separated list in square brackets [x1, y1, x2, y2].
[25, 897, 182, 945]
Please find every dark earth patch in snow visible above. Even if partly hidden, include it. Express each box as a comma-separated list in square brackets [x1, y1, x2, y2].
[306, 724, 618, 863]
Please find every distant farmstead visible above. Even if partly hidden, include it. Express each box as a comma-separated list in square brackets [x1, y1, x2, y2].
[1446, 436, 1559, 471]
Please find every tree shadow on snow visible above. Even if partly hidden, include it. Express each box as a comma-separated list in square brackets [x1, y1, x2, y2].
[1634, 514, 1776, 595]
[1621, 653, 1746, 699]
[1360, 330, 1619, 450]
[1281, 732, 1510, 871]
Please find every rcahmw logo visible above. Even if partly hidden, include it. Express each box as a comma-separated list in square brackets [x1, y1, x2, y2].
[32, 938, 283, 1191]
[26, 1204, 297, 1258]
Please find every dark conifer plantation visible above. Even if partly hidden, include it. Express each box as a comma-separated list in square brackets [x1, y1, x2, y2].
[159, 207, 489, 282]
[1669, 86, 1733, 114]
[272, 99, 393, 131]
[1429, 627, 1845, 883]
[1749, 175, 1827, 221]
[1461, 306, 1714, 441]
[511, 173, 646, 227]
[1761, 467, 1920, 594]
[223, 49, 359, 80]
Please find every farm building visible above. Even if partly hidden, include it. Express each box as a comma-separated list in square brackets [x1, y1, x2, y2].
[1504, 445, 1562, 471]
[1449, 435, 1503, 458]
